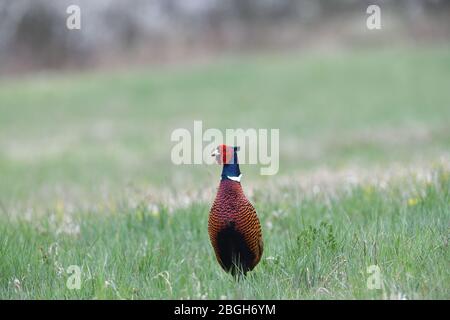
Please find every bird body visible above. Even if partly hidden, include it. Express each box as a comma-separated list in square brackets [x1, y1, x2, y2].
[208, 145, 263, 276]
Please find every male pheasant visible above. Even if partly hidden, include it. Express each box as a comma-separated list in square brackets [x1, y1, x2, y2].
[208, 145, 263, 276]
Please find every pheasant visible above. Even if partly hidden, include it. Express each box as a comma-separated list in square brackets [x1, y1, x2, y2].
[208, 145, 263, 276]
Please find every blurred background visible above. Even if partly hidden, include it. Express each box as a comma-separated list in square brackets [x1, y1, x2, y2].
[1, 0, 450, 72]
[0, 0, 449, 206]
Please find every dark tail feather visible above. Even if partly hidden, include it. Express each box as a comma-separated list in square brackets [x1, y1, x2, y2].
[216, 223, 254, 278]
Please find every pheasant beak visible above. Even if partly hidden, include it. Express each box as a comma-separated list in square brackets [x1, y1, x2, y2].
[211, 148, 220, 157]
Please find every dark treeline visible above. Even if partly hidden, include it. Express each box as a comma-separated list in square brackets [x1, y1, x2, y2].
[1, 0, 449, 73]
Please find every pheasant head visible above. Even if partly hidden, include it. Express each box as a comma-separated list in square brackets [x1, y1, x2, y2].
[211, 144, 241, 182]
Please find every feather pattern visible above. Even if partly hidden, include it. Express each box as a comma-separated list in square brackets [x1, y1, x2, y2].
[208, 178, 263, 275]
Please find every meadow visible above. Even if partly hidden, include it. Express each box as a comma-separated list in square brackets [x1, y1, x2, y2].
[0, 47, 449, 299]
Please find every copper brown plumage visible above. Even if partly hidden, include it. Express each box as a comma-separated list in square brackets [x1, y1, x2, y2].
[208, 145, 263, 276]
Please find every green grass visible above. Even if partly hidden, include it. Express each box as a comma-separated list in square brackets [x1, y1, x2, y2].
[0, 167, 448, 299]
[1, 47, 449, 195]
[0, 47, 449, 299]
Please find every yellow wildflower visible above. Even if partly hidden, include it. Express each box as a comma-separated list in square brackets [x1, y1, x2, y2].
[407, 198, 419, 206]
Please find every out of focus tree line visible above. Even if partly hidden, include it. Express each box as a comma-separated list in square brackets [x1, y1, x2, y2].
[1, 0, 449, 73]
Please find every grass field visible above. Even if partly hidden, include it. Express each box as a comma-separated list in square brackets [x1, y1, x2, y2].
[0, 48, 449, 299]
